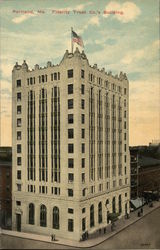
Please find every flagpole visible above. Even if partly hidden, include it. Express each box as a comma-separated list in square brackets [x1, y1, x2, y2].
[71, 27, 73, 53]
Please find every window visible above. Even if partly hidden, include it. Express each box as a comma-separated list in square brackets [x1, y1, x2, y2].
[68, 84, 73, 94]
[81, 99, 85, 109]
[17, 144, 21, 153]
[68, 144, 74, 153]
[17, 170, 21, 180]
[119, 195, 122, 214]
[68, 99, 73, 109]
[16, 201, 21, 206]
[68, 208, 74, 214]
[17, 118, 21, 127]
[81, 84, 85, 94]
[125, 192, 127, 197]
[68, 173, 74, 183]
[82, 208, 85, 213]
[81, 114, 85, 124]
[82, 143, 85, 153]
[68, 189, 73, 197]
[40, 205, 47, 227]
[58, 72, 60, 80]
[112, 197, 116, 213]
[42, 75, 45, 83]
[82, 158, 85, 168]
[124, 99, 126, 107]
[54, 72, 57, 81]
[17, 92, 21, 101]
[68, 219, 74, 232]
[82, 188, 86, 196]
[125, 166, 127, 175]
[68, 69, 73, 78]
[81, 69, 85, 79]
[68, 158, 74, 168]
[82, 218, 86, 231]
[68, 129, 74, 139]
[90, 205, 94, 227]
[17, 79, 21, 87]
[17, 184, 21, 191]
[17, 105, 21, 114]
[17, 157, 21, 166]
[81, 129, 85, 139]
[124, 110, 126, 118]
[53, 206, 59, 229]
[82, 173, 85, 183]
[98, 202, 102, 224]
[68, 114, 74, 124]
[124, 88, 127, 95]
[29, 203, 34, 225]
[124, 121, 126, 129]
[124, 144, 127, 152]
[124, 133, 126, 140]
[17, 131, 21, 140]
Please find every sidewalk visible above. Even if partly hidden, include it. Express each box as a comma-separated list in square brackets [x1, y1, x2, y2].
[1, 201, 160, 248]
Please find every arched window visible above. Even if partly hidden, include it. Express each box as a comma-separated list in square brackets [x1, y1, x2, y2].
[29, 203, 34, 225]
[119, 195, 122, 214]
[90, 204, 94, 227]
[40, 204, 47, 227]
[112, 197, 116, 213]
[53, 206, 59, 229]
[98, 202, 102, 224]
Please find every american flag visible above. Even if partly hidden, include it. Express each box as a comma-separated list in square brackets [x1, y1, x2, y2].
[72, 30, 84, 47]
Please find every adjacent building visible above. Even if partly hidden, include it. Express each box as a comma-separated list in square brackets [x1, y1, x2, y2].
[12, 48, 130, 240]
[0, 147, 12, 229]
[130, 147, 139, 199]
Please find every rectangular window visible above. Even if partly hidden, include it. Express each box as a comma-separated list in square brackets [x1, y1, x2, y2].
[82, 143, 85, 153]
[124, 144, 126, 152]
[124, 110, 126, 118]
[16, 201, 21, 206]
[68, 114, 74, 124]
[124, 155, 127, 162]
[68, 189, 73, 197]
[17, 170, 21, 180]
[68, 144, 74, 153]
[68, 158, 74, 168]
[17, 105, 21, 114]
[82, 173, 85, 183]
[124, 121, 126, 129]
[17, 144, 21, 153]
[68, 69, 73, 78]
[17, 157, 21, 166]
[124, 133, 127, 140]
[82, 208, 85, 213]
[54, 72, 57, 80]
[17, 131, 21, 140]
[81, 129, 85, 139]
[82, 158, 85, 168]
[42, 75, 45, 83]
[82, 218, 86, 231]
[17, 184, 21, 191]
[68, 173, 74, 183]
[17, 118, 21, 127]
[81, 84, 85, 94]
[16, 79, 21, 87]
[17, 92, 21, 101]
[68, 129, 74, 139]
[68, 219, 74, 232]
[124, 88, 127, 95]
[81, 114, 85, 124]
[81, 69, 85, 79]
[68, 84, 73, 94]
[82, 188, 86, 196]
[68, 99, 74, 109]
[81, 99, 85, 109]
[68, 208, 74, 214]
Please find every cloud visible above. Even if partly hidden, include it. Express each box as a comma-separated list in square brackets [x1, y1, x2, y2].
[75, 1, 93, 11]
[88, 16, 100, 26]
[12, 13, 37, 24]
[104, 1, 141, 23]
[121, 40, 159, 65]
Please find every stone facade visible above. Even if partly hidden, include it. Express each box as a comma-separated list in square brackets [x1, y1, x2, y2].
[12, 48, 130, 241]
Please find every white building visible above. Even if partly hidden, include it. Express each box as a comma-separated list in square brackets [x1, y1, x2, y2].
[12, 48, 130, 241]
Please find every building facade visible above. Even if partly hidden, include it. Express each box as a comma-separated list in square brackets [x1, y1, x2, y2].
[0, 147, 12, 229]
[12, 48, 130, 240]
[130, 147, 139, 199]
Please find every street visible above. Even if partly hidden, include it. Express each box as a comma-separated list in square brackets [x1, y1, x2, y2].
[1, 207, 160, 249]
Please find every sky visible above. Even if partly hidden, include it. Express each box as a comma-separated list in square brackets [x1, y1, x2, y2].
[0, 0, 159, 146]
